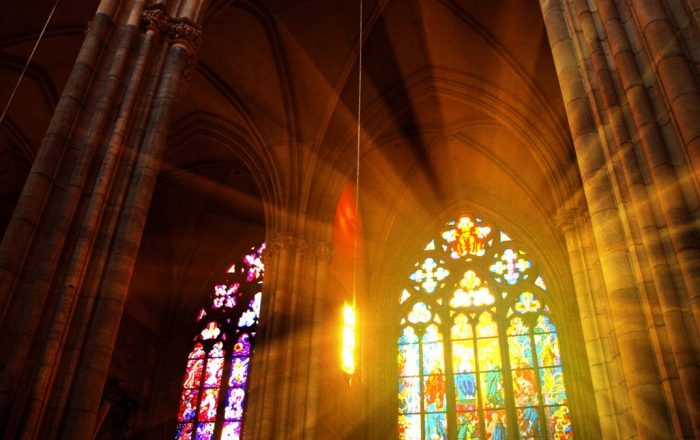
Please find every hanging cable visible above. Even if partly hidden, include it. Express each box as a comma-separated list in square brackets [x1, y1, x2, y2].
[0, 0, 62, 126]
[352, 0, 363, 310]
[342, 0, 363, 381]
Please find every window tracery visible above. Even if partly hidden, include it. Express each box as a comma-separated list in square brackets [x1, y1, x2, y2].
[175, 244, 265, 440]
[398, 216, 573, 439]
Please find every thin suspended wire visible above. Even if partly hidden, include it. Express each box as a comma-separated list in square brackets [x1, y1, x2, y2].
[0, 0, 61, 126]
[352, 0, 363, 310]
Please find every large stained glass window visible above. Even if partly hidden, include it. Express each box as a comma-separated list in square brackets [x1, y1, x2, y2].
[398, 217, 573, 440]
[175, 244, 265, 440]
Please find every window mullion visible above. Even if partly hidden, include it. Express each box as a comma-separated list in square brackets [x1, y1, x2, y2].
[497, 307, 518, 440]
[442, 307, 457, 439]
[529, 323, 548, 438]
[419, 330, 425, 440]
[472, 317, 485, 439]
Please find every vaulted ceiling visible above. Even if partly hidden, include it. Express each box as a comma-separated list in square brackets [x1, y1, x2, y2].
[0, 0, 577, 416]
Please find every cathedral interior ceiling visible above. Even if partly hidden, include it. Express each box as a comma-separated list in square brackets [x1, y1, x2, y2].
[0, 0, 577, 358]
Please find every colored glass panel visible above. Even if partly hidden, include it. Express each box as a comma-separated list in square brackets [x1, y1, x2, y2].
[408, 302, 432, 324]
[200, 322, 221, 340]
[476, 312, 498, 337]
[183, 359, 204, 389]
[516, 407, 541, 438]
[512, 369, 538, 407]
[175, 423, 193, 440]
[508, 316, 530, 335]
[233, 334, 251, 357]
[442, 216, 492, 258]
[398, 217, 573, 439]
[424, 411, 448, 440]
[485, 410, 507, 440]
[238, 292, 262, 327]
[451, 271, 494, 307]
[213, 283, 239, 309]
[221, 421, 242, 440]
[189, 343, 206, 359]
[198, 388, 219, 421]
[204, 357, 224, 388]
[535, 333, 560, 367]
[490, 249, 531, 284]
[244, 244, 265, 281]
[398, 377, 421, 414]
[480, 371, 505, 408]
[398, 342, 420, 376]
[195, 423, 215, 440]
[225, 387, 246, 420]
[398, 414, 421, 439]
[424, 374, 447, 410]
[422, 341, 445, 375]
[451, 314, 473, 339]
[514, 292, 541, 314]
[456, 411, 480, 439]
[454, 373, 478, 409]
[534, 315, 556, 334]
[423, 323, 442, 343]
[210, 341, 225, 358]
[534, 275, 547, 291]
[178, 389, 199, 422]
[508, 335, 534, 369]
[452, 340, 476, 373]
[400, 289, 411, 304]
[539, 367, 567, 405]
[477, 338, 501, 371]
[229, 357, 250, 387]
[410, 257, 449, 293]
[175, 243, 266, 440]
[545, 406, 573, 439]
[399, 326, 419, 344]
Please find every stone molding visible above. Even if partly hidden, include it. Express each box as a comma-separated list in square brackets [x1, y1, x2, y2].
[555, 207, 587, 233]
[169, 18, 203, 54]
[140, 4, 203, 55]
[140, 4, 169, 37]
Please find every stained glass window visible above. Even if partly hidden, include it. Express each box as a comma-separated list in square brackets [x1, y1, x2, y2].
[176, 244, 265, 440]
[398, 216, 573, 440]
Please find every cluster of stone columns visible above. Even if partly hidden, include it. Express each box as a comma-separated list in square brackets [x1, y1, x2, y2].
[0, 1, 204, 438]
[542, 0, 700, 438]
[244, 232, 332, 439]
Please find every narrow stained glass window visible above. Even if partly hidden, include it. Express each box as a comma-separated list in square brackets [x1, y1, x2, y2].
[398, 216, 573, 439]
[175, 244, 265, 440]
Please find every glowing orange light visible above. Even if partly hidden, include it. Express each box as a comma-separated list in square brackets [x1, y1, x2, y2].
[341, 302, 357, 376]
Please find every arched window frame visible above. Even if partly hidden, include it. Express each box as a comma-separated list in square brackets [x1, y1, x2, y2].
[175, 244, 265, 440]
[397, 216, 574, 440]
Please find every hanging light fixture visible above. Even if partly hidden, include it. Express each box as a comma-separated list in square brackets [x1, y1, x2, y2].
[341, 0, 363, 380]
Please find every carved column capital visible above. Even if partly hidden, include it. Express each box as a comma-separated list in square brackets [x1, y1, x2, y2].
[555, 206, 589, 233]
[315, 240, 333, 263]
[169, 18, 203, 55]
[140, 4, 169, 37]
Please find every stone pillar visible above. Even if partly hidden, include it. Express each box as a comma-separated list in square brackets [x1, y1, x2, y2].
[303, 240, 332, 440]
[245, 232, 331, 440]
[556, 204, 621, 438]
[0, 1, 204, 438]
[539, 0, 675, 437]
[568, 0, 700, 435]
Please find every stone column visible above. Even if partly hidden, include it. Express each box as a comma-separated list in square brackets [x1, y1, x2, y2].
[59, 6, 203, 439]
[556, 204, 619, 438]
[539, 0, 674, 436]
[245, 231, 331, 440]
[302, 240, 331, 440]
[0, 1, 204, 438]
[568, 0, 700, 435]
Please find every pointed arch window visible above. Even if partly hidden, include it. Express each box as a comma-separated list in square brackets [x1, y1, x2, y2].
[175, 243, 265, 440]
[397, 217, 573, 439]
